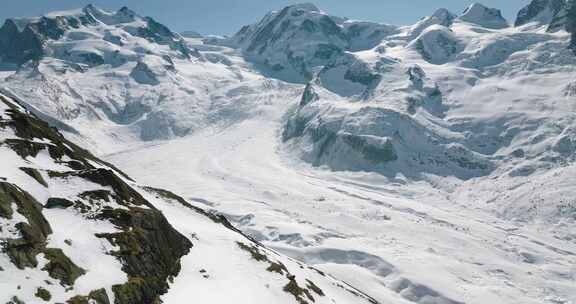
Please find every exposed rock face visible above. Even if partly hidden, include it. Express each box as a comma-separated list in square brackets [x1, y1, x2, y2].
[0, 12, 99, 64]
[0, 182, 52, 269]
[98, 207, 192, 304]
[317, 53, 382, 97]
[0, 19, 52, 64]
[409, 25, 463, 64]
[130, 61, 160, 85]
[544, 0, 576, 51]
[409, 8, 457, 39]
[458, 3, 509, 29]
[0, 94, 192, 303]
[515, 0, 565, 27]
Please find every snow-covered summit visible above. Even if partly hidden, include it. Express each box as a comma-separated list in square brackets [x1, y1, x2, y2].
[457, 3, 509, 29]
[407, 8, 457, 39]
[83, 4, 139, 25]
[285, 2, 321, 13]
[0, 5, 191, 65]
[225, 3, 397, 82]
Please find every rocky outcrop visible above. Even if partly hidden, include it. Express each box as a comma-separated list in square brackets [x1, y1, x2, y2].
[0, 95, 192, 303]
[0, 11, 98, 64]
[409, 25, 463, 64]
[97, 207, 192, 304]
[0, 94, 129, 176]
[458, 3, 509, 29]
[409, 8, 457, 39]
[515, 0, 565, 27]
[0, 182, 52, 269]
[543, 0, 576, 52]
[130, 61, 161, 85]
[0, 19, 47, 64]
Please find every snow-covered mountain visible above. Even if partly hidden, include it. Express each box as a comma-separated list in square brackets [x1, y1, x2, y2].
[1, 1, 576, 304]
[0, 4, 254, 150]
[0, 93, 380, 303]
[220, 3, 398, 82]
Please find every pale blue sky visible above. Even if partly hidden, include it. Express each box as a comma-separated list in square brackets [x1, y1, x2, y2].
[0, 0, 532, 35]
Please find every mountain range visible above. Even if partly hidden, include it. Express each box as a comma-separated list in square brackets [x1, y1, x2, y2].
[0, 1, 575, 303]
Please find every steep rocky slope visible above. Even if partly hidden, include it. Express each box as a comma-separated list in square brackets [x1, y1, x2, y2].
[0, 93, 380, 303]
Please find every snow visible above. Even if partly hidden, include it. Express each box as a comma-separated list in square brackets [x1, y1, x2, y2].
[141, 188, 381, 304]
[408, 25, 463, 64]
[43, 208, 126, 302]
[2, 2, 576, 304]
[99, 5, 576, 303]
[458, 3, 509, 29]
[0, 203, 29, 239]
[105, 86, 576, 303]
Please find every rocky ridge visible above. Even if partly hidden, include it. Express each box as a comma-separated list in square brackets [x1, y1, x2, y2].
[0, 93, 380, 303]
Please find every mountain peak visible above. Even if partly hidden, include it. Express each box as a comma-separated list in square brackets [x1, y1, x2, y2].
[432, 8, 456, 21]
[82, 3, 103, 15]
[515, 0, 565, 27]
[286, 3, 321, 13]
[83, 3, 96, 11]
[430, 8, 457, 27]
[458, 2, 508, 29]
[408, 8, 456, 39]
[118, 6, 137, 17]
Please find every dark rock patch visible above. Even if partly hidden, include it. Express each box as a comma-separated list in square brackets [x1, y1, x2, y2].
[6, 296, 25, 304]
[67, 288, 111, 304]
[78, 169, 151, 208]
[0, 95, 133, 181]
[19, 167, 48, 187]
[42, 248, 86, 286]
[45, 197, 75, 209]
[4, 139, 45, 159]
[284, 275, 315, 304]
[0, 182, 52, 269]
[236, 241, 324, 304]
[95, 207, 192, 304]
[35, 287, 52, 302]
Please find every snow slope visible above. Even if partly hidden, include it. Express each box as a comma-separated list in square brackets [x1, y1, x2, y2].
[1, 1, 576, 304]
[0, 4, 262, 150]
[106, 68, 576, 304]
[0, 93, 380, 303]
[108, 3, 575, 304]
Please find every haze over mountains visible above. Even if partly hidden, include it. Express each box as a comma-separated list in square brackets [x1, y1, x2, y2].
[0, 1, 575, 303]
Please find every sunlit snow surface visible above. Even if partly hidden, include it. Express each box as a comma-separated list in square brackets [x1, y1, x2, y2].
[1, 4, 576, 304]
[104, 29, 575, 304]
[0, 93, 380, 304]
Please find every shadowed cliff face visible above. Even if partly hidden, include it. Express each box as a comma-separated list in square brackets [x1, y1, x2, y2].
[515, 0, 565, 27]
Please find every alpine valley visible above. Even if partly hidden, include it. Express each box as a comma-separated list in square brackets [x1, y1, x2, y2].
[0, 1, 575, 304]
